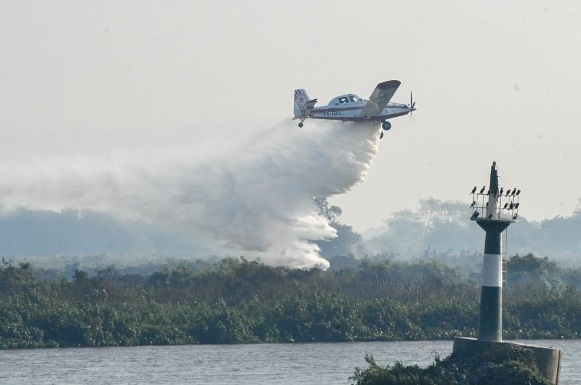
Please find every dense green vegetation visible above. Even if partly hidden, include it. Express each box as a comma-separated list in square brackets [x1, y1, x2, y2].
[350, 344, 551, 385]
[0, 254, 580, 349]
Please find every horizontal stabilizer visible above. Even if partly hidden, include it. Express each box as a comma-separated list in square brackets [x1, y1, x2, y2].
[305, 99, 318, 110]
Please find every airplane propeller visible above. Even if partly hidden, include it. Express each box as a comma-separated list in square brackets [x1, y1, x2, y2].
[409, 92, 416, 121]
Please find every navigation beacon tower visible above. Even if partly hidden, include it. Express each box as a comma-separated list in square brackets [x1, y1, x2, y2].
[469, 161, 518, 342]
[454, 162, 561, 384]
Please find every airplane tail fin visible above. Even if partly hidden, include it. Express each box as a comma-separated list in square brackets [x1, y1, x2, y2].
[293, 89, 317, 119]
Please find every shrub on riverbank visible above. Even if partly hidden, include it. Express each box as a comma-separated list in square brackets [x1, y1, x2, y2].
[0, 256, 580, 348]
[350, 344, 551, 385]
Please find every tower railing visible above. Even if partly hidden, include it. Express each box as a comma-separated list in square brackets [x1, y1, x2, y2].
[469, 189, 521, 221]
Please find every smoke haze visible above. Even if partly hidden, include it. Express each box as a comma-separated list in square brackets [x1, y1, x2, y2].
[0, 120, 381, 268]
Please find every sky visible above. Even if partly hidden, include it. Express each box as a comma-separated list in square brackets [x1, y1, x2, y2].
[1, 0, 580, 233]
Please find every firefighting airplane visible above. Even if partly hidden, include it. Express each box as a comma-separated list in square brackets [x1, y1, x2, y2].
[293, 80, 416, 138]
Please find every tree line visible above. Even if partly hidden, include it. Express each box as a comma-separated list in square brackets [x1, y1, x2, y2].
[1, 254, 580, 349]
[364, 198, 581, 265]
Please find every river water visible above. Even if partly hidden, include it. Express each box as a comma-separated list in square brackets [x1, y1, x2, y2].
[0, 339, 578, 384]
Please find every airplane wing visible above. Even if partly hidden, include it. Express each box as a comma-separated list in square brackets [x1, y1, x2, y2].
[359, 80, 401, 118]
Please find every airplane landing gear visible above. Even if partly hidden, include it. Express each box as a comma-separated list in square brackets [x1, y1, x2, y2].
[382, 121, 392, 131]
[298, 122, 304, 128]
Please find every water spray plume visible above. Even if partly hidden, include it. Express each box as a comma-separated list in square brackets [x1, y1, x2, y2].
[0, 120, 381, 268]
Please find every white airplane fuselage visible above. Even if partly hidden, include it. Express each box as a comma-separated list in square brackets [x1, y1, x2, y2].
[309, 97, 410, 123]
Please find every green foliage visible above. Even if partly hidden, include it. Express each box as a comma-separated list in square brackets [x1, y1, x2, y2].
[504, 253, 581, 290]
[0, 256, 580, 349]
[314, 197, 363, 258]
[351, 355, 431, 385]
[508, 254, 558, 274]
[314, 197, 342, 222]
[318, 222, 363, 258]
[351, 344, 551, 385]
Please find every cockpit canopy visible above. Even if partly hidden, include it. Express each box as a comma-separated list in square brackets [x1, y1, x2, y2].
[329, 94, 364, 106]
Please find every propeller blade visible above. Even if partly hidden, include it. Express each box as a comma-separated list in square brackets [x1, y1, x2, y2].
[409, 91, 415, 121]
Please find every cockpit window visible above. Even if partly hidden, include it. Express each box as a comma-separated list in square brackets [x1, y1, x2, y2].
[338, 97, 349, 104]
[349, 96, 358, 102]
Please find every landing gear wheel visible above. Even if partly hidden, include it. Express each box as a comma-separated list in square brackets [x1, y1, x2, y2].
[382, 121, 392, 131]
[298, 122, 304, 128]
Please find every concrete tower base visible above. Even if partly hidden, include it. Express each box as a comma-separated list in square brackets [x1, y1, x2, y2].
[453, 337, 562, 384]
